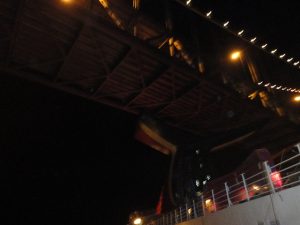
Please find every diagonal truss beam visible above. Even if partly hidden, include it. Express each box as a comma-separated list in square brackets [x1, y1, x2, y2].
[92, 46, 133, 96]
[53, 24, 87, 82]
[0, 66, 139, 115]
[123, 65, 171, 108]
[155, 83, 201, 116]
[175, 95, 232, 126]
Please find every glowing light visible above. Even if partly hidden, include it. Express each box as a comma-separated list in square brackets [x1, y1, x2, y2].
[230, 51, 241, 61]
[205, 199, 212, 205]
[287, 57, 293, 62]
[238, 30, 244, 36]
[99, 0, 109, 8]
[293, 61, 299, 66]
[271, 49, 277, 54]
[223, 21, 229, 27]
[188, 208, 192, 214]
[256, 81, 299, 93]
[279, 54, 286, 58]
[133, 218, 142, 225]
[175, 3, 298, 72]
[252, 185, 260, 191]
[206, 11, 212, 17]
[261, 43, 268, 49]
[271, 171, 283, 188]
[61, 0, 72, 3]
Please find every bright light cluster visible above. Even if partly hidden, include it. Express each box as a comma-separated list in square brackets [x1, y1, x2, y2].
[177, 1, 300, 71]
[257, 81, 300, 93]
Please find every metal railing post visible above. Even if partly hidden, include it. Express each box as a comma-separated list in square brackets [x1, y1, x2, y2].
[174, 209, 177, 224]
[241, 173, 250, 201]
[179, 206, 182, 222]
[185, 203, 189, 220]
[296, 143, 300, 154]
[170, 211, 173, 225]
[201, 195, 205, 216]
[166, 214, 168, 225]
[211, 189, 216, 212]
[263, 161, 275, 193]
[192, 199, 197, 218]
[225, 182, 232, 207]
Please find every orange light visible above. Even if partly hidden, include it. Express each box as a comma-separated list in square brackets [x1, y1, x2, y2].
[133, 218, 142, 225]
[252, 185, 260, 191]
[205, 199, 212, 206]
[293, 95, 300, 102]
[230, 51, 241, 61]
[205, 199, 216, 212]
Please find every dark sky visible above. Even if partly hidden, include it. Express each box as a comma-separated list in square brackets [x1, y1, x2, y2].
[1, 74, 169, 225]
[1, 1, 300, 225]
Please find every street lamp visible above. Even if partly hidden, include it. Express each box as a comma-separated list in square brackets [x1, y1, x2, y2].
[228, 49, 285, 116]
[230, 51, 242, 61]
[133, 218, 142, 225]
[293, 95, 300, 102]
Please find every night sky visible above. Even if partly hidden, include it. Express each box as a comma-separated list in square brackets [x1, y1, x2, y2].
[1, 74, 169, 225]
[1, 1, 300, 225]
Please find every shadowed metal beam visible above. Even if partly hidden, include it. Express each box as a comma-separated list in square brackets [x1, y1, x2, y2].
[6, 57, 65, 71]
[127, 83, 200, 110]
[123, 65, 171, 108]
[6, 0, 27, 64]
[38, 0, 200, 79]
[58, 75, 107, 86]
[90, 27, 111, 75]
[96, 88, 143, 100]
[92, 46, 133, 96]
[53, 24, 87, 82]
[128, 100, 179, 109]
[0, 66, 139, 115]
[158, 110, 198, 118]
[155, 83, 201, 116]
[166, 121, 205, 135]
[174, 95, 231, 126]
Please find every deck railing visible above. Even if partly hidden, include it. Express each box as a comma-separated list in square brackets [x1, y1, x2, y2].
[145, 144, 300, 225]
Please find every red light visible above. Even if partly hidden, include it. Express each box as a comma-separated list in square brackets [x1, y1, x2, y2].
[271, 171, 283, 188]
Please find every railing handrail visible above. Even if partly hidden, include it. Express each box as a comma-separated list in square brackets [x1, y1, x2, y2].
[143, 144, 300, 225]
[271, 152, 300, 169]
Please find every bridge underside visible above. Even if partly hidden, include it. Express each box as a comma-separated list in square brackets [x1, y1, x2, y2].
[1, 0, 300, 154]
